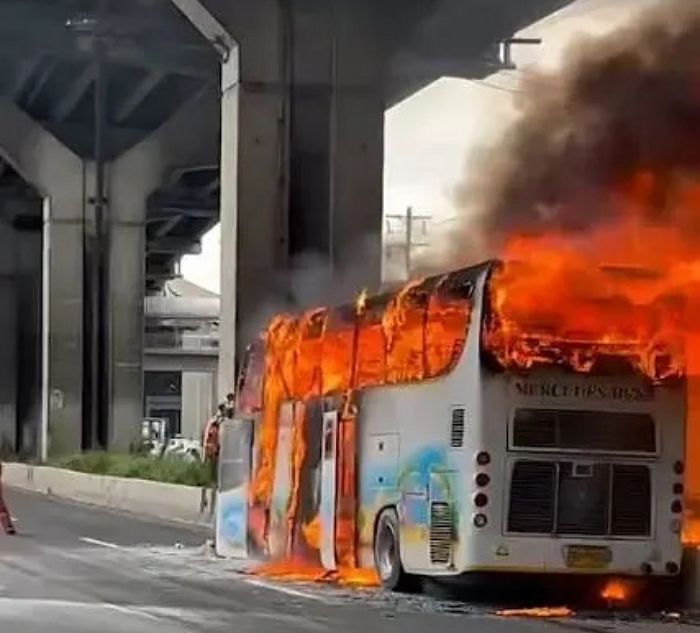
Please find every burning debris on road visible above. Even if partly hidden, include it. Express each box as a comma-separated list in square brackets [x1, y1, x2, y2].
[495, 607, 574, 618]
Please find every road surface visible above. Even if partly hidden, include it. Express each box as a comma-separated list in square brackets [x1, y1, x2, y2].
[0, 488, 696, 632]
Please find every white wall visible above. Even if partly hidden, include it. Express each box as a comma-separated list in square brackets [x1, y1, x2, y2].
[181, 371, 216, 440]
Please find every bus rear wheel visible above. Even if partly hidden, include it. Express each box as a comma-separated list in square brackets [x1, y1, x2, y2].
[374, 508, 414, 591]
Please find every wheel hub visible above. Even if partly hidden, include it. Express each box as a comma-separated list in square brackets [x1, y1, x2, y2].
[377, 524, 396, 580]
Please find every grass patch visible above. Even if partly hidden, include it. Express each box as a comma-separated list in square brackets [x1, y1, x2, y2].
[51, 452, 213, 487]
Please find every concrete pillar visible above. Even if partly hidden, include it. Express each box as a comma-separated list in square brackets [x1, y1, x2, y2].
[329, 0, 384, 292]
[175, 1, 386, 397]
[0, 99, 85, 459]
[284, 0, 384, 294]
[107, 89, 219, 451]
[14, 221, 42, 457]
[172, 0, 284, 397]
[181, 371, 215, 440]
[0, 220, 16, 452]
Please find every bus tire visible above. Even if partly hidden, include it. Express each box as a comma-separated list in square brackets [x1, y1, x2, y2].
[374, 508, 413, 591]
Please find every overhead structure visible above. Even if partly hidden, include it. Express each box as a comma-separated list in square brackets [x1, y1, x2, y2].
[173, 0, 572, 397]
[0, 0, 571, 458]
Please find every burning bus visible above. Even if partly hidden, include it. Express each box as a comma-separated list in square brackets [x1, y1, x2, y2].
[215, 259, 686, 591]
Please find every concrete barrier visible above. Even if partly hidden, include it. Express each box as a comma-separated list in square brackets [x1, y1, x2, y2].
[4, 463, 214, 527]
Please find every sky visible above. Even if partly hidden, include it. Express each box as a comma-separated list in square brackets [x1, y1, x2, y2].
[180, 0, 658, 295]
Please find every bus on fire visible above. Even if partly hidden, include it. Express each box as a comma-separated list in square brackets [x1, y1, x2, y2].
[215, 260, 686, 591]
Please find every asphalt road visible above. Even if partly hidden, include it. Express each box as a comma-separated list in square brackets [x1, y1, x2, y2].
[0, 488, 696, 633]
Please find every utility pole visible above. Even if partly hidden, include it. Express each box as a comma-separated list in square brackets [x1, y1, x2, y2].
[384, 207, 432, 281]
[92, 0, 108, 451]
[67, 0, 110, 450]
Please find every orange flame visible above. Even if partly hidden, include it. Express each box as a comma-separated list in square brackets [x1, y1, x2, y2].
[256, 559, 379, 587]
[239, 268, 473, 585]
[601, 579, 631, 605]
[481, 170, 700, 537]
[483, 171, 700, 383]
[301, 514, 321, 551]
[496, 607, 574, 618]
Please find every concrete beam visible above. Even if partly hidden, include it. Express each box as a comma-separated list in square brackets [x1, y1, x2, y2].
[0, 98, 85, 459]
[151, 214, 183, 238]
[50, 64, 95, 121]
[114, 72, 165, 124]
[107, 88, 219, 451]
[11, 57, 41, 101]
[23, 60, 57, 108]
[148, 237, 202, 255]
[143, 352, 218, 374]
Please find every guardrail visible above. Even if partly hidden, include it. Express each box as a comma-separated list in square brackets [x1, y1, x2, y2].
[4, 463, 215, 527]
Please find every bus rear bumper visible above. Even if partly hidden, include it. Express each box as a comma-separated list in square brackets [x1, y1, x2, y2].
[455, 536, 682, 578]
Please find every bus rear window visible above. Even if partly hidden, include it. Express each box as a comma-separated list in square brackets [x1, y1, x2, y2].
[512, 409, 656, 453]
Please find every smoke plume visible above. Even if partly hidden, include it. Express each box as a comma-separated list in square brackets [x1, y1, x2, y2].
[453, 0, 700, 254]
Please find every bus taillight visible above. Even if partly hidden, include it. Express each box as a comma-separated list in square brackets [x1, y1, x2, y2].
[475, 473, 490, 487]
[476, 451, 491, 466]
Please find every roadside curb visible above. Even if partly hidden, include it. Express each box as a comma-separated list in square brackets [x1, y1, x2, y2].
[4, 462, 215, 528]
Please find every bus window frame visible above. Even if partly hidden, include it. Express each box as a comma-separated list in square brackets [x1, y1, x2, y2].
[506, 406, 661, 457]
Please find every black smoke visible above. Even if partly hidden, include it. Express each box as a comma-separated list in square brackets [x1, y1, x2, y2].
[454, 0, 700, 251]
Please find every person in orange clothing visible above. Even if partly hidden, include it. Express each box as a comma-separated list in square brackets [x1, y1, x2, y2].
[0, 463, 16, 535]
[203, 404, 224, 484]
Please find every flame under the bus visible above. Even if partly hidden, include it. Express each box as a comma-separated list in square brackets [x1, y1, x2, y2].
[600, 579, 633, 605]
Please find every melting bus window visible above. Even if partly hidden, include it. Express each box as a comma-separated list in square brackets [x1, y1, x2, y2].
[383, 283, 428, 384]
[356, 297, 388, 389]
[426, 274, 473, 378]
[295, 309, 326, 398]
[322, 306, 355, 394]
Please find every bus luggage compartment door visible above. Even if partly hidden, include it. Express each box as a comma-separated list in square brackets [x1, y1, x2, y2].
[216, 418, 254, 558]
[320, 410, 339, 571]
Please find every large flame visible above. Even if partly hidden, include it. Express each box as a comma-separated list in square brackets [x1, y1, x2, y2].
[241, 275, 472, 585]
[496, 607, 574, 618]
[482, 171, 700, 540]
[459, 0, 700, 548]
[482, 172, 700, 383]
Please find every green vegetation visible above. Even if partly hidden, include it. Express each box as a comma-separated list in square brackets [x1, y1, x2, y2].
[51, 452, 213, 487]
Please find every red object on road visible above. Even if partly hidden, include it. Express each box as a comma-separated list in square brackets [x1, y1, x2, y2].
[0, 463, 16, 535]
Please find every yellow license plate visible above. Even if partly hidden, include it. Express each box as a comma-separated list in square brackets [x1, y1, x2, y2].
[565, 546, 611, 570]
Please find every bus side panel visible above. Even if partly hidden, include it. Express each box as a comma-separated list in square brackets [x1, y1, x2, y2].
[356, 271, 489, 574]
[357, 382, 457, 571]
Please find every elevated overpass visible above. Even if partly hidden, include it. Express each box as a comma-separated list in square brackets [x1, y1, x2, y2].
[0, 0, 571, 457]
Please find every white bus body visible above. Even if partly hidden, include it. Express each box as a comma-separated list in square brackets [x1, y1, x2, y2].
[217, 263, 685, 588]
[355, 267, 685, 581]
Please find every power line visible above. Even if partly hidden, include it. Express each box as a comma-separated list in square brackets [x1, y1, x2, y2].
[384, 207, 433, 281]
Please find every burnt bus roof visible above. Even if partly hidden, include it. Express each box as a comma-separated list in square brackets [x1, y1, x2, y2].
[243, 260, 496, 348]
[329, 259, 494, 323]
